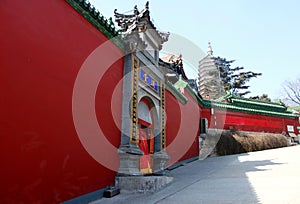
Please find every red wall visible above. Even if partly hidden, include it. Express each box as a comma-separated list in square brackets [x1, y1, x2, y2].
[1, 0, 299, 203]
[0, 1, 123, 203]
[165, 91, 200, 166]
[201, 108, 299, 134]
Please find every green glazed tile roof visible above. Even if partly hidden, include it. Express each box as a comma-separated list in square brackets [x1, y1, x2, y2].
[215, 92, 287, 111]
[184, 85, 296, 119]
[66, 0, 124, 49]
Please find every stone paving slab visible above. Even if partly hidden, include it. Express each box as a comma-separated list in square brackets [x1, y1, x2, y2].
[91, 146, 300, 204]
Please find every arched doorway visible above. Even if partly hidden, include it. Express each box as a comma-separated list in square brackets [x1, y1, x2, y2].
[138, 97, 156, 174]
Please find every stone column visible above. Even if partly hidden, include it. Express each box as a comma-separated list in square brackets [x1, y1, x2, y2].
[117, 53, 143, 176]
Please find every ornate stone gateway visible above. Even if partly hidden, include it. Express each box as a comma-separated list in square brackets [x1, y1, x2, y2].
[115, 2, 172, 192]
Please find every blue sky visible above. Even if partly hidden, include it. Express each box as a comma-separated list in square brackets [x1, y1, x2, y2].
[89, 0, 300, 100]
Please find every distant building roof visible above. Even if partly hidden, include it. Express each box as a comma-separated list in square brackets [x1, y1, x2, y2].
[159, 53, 188, 80]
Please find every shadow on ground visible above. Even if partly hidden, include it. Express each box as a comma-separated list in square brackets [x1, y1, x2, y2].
[93, 149, 285, 204]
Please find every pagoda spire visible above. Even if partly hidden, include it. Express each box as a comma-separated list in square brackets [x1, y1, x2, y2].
[207, 42, 213, 56]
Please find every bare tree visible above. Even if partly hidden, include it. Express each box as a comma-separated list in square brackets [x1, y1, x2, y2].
[283, 77, 300, 105]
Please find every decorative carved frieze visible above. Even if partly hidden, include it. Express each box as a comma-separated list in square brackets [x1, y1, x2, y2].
[160, 82, 166, 149]
[130, 55, 139, 144]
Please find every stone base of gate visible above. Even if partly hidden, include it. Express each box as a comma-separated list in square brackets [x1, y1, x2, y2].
[115, 175, 173, 193]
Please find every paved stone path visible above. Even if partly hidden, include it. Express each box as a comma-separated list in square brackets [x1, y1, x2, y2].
[92, 146, 300, 204]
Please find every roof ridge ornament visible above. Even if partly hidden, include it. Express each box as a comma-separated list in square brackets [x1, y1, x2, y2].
[134, 5, 139, 15]
[159, 31, 170, 43]
[145, 1, 149, 10]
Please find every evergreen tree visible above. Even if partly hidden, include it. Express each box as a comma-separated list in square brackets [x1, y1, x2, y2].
[249, 94, 271, 102]
[213, 57, 262, 97]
